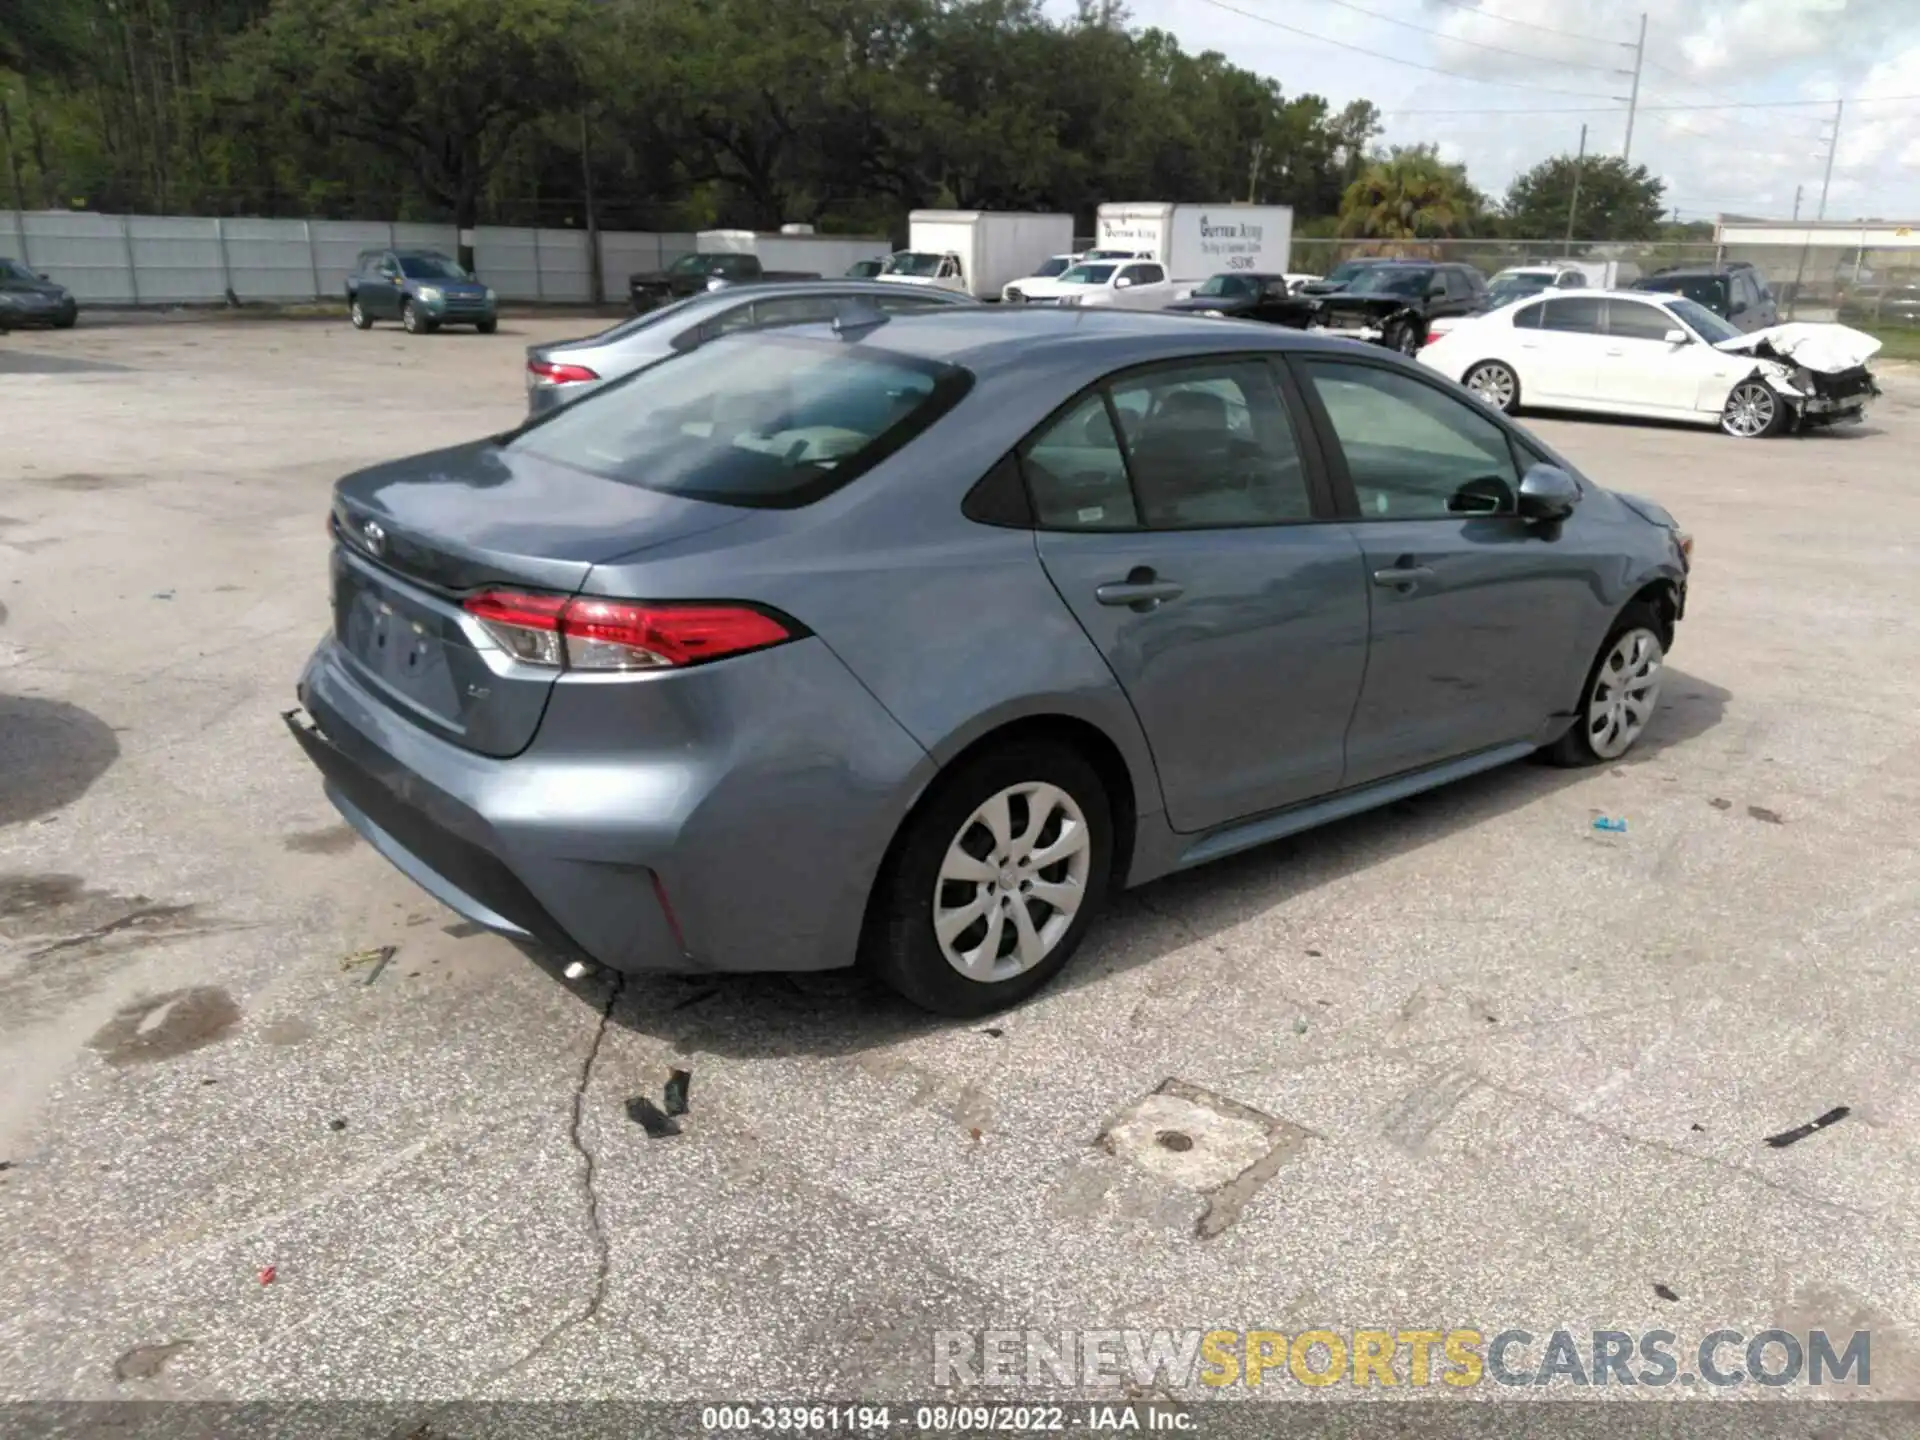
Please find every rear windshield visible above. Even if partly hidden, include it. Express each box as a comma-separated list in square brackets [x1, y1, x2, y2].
[1639, 273, 1728, 311]
[508, 332, 972, 509]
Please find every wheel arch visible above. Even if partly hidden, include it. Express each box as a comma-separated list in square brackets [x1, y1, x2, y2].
[1626, 573, 1682, 649]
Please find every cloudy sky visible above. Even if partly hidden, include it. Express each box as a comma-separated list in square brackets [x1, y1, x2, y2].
[1098, 0, 1920, 221]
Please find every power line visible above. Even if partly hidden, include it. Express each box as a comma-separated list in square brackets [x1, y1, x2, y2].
[1376, 92, 1920, 116]
[1418, 0, 1619, 46]
[1191, 0, 1626, 98]
[1304, 0, 1630, 73]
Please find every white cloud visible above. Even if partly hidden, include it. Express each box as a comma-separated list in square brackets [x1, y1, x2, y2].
[1097, 0, 1920, 222]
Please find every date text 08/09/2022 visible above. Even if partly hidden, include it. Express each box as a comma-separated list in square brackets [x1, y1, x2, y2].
[701, 1404, 1192, 1433]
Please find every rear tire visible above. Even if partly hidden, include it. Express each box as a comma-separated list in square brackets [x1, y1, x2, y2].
[1463, 360, 1520, 413]
[1542, 603, 1667, 767]
[1720, 378, 1787, 438]
[349, 297, 372, 329]
[864, 742, 1113, 1017]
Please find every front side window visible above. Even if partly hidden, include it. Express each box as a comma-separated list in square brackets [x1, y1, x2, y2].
[1033, 257, 1073, 278]
[1060, 264, 1118, 286]
[1302, 361, 1518, 520]
[511, 334, 969, 508]
[1195, 274, 1256, 299]
[1603, 298, 1678, 341]
[1663, 297, 1741, 344]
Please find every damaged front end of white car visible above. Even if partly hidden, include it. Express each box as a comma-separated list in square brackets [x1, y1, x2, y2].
[1715, 323, 1882, 438]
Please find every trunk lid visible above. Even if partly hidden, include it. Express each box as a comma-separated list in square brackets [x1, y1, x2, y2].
[328, 441, 750, 757]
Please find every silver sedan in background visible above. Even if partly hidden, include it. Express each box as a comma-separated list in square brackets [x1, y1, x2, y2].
[522, 280, 979, 416]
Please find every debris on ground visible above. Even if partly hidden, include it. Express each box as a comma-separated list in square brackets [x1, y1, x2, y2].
[1748, 805, 1786, 825]
[1763, 1106, 1850, 1149]
[1710, 798, 1732, 811]
[340, 944, 395, 982]
[328, 1118, 346, 1132]
[979, 1027, 1005, 1039]
[563, 960, 595, 981]
[1293, 1017, 1309, 1035]
[969, 1127, 983, 1144]
[1591, 816, 1628, 833]
[1690, 1123, 1705, 1133]
[663, 1068, 691, 1117]
[113, 1340, 191, 1381]
[257, 1265, 276, 1286]
[1653, 1283, 1680, 1303]
[625, 1095, 682, 1138]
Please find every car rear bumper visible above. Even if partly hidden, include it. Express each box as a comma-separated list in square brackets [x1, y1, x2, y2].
[290, 631, 934, 975]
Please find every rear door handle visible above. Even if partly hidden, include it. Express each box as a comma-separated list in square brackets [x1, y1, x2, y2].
[1372, 564, 1436, 589]
[1096, 576, 1184, 609]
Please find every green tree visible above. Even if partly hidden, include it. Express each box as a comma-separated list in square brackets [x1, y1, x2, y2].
[230, 0, 586, 263]
[1337, 144, 1481, 240]
[1503, 153, 1665, 241]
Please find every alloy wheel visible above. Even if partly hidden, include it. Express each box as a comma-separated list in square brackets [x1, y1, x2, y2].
[1722, 381, 1775, 437]
[350, 301, 366, 328]
[1465, 363, 1517, 411]
[1586, 627, 1664, 759]
[932, 782, 1092, 984]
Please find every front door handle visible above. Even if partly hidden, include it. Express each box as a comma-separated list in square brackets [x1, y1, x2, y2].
[1372, 564, 1436, 590]
[1096, 569, 1184, 610]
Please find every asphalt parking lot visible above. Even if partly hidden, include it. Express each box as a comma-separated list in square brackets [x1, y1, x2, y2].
[4, 314, 1920, 1407]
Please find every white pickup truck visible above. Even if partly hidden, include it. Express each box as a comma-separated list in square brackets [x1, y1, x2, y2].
[1050, 257, 1177, 311]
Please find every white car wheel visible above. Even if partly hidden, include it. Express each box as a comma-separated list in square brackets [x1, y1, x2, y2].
[1464, 361, 1520, 413]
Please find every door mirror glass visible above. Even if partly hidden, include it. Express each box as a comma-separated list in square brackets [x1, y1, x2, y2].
[1663, 328, 1689, 345]
[1427, 281, 1447, 298]
[1115, 276, 1133, 288]
[1517, 463, 1580, 522]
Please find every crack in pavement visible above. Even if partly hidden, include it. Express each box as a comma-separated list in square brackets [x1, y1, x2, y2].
[493, 970, 626, 1381]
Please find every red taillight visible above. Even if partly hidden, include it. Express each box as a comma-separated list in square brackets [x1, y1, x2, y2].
[461, 590, 795, 671]
[527, 359, 600, 386]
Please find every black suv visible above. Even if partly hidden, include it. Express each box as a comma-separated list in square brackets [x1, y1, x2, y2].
[1307, 261, 1489, 353]
[1633, 262, 1777, 333]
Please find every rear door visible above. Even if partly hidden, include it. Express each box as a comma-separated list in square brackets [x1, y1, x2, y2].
[1520, 295, 1608, 402]
[1292, 355, 1599, 782]
[1027, 355, 1370, 833]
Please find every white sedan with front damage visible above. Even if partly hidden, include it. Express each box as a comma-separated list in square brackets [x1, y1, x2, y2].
[1419, 288, 1880, 438]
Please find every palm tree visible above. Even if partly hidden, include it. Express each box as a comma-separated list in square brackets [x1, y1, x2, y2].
[1338, 146, 1481, 241]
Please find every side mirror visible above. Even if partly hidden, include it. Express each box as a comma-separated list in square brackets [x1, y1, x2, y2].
[1728, 299, 1747, 315]
[1115, 276, 1133, 289]
[1663, 328, 1689, 346]
[1518, 463, 1580, 523]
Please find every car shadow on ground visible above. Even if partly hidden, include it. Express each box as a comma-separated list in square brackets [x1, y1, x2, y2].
[513, 667, 1729, 1060]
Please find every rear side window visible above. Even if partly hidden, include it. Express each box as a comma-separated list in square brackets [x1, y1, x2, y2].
[1540, 297, 1604, 333]
[1512, 301, 1546, 330]
[510, 334, 972, 509]
[1021, 393, 1137, 530]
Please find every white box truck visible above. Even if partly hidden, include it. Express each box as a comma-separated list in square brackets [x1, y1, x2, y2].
[1095, 203, 1294, 287]
[879, 210, 1076, 299]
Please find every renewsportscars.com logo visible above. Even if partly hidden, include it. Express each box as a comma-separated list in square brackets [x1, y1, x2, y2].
[933, 1328, 1873, 1390]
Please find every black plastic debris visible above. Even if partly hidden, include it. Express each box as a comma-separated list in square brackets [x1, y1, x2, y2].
[663, 1069, 691, 1117]
[1690, 1123, 1705, 1132]
[626, 1095, 682, 1138]
[328, 1118, 347, 1132]
[1763, 1106, 1850, 1149]
[980, 1027, 1005, 1039]
[1653, 1283, 1680, 1303]
[1710, 798, 1732, 811]
[1748, 805, 1786, 825]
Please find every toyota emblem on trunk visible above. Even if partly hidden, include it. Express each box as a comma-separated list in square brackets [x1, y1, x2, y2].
[361, 519, 387, 555]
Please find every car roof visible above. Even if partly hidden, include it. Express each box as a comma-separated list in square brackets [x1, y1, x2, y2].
[769, 305, 1389, 367]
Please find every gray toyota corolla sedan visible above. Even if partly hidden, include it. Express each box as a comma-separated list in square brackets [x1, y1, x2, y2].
[289, 307, 1691, 1016]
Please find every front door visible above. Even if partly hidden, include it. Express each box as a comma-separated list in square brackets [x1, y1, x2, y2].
[1291, 355, 1601, 784]
[367, 253, 404, 318]
[1027, 356, 1370, 834]
[1594, 297, 1735, 413]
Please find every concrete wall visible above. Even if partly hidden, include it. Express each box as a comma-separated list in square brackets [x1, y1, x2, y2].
[0, 210, 699, 306]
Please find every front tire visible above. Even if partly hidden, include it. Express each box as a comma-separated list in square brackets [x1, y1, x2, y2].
[1543, 604, 1667, 767]
[1463, 360, 1520, 413]
[864, 742, 1113, 1017]
[476, 317, 498, 334]
[1721, 378, 1786, 438]
[401, 299, 435, 335]
[349, 298, 372, 329]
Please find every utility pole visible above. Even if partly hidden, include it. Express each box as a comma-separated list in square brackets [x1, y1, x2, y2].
[1247, 140, 1266, 204]
[579, 106, 602, 306]
[1792, 184, 1803, 221]
[1815, 99, 1842, 220]
[1564, 123, 1587, 246]
[1621, 13, 1648, 163]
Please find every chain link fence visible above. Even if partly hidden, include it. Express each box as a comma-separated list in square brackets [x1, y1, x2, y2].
[1286, 237, 1920, 326]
